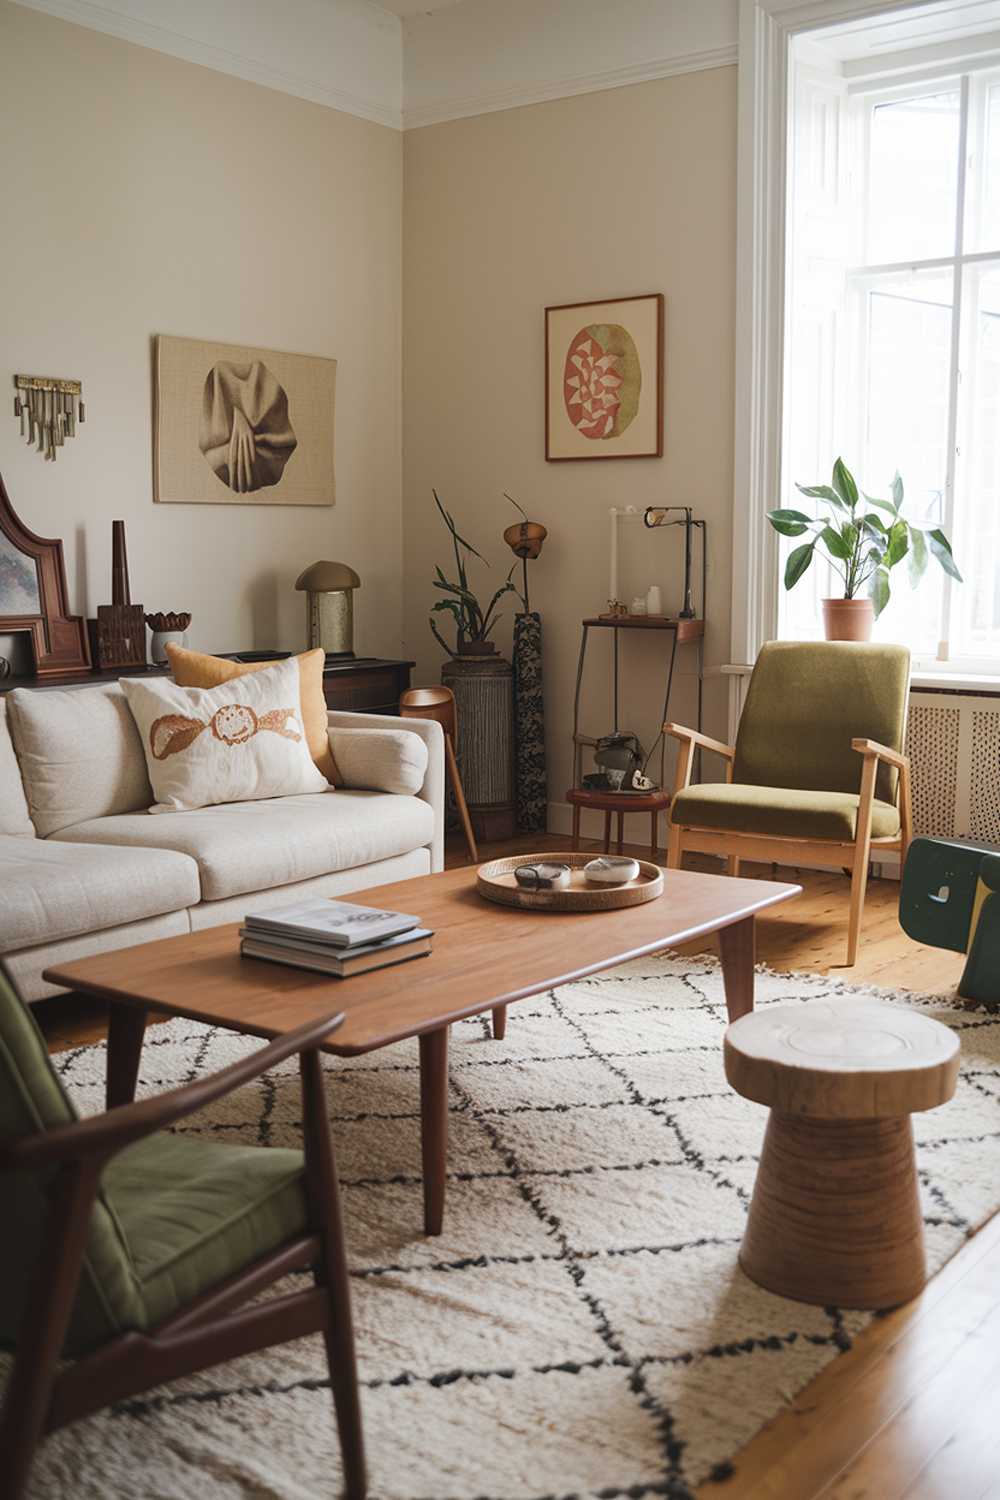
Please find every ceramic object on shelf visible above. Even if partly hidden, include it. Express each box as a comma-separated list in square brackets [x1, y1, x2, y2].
[145, 611, 192, 666]
[645, 585, 662, 617]
[629, 597, 647, 616]
[821, 598, 874, 641]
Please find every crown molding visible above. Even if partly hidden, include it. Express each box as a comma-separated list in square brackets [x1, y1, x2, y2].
[13, 0, 404, 130]
[402, 43, 739, 129]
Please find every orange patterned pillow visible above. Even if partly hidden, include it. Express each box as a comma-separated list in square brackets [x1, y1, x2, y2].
[165, 643, 338, 784]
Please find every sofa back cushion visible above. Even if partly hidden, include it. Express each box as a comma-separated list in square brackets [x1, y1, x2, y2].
[0, 699, 34, 838]
[7, 684, 153, 837]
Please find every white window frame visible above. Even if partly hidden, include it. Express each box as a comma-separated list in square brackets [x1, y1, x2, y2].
[733, 0, 1000, 680]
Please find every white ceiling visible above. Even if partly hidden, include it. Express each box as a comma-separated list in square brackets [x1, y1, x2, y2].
[373, 0, 468, 16]
[808, 0, 1000, 61]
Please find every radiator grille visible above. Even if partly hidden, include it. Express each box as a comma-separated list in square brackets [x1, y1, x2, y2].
[907, 703, 960, 838]
[970, 709, 1000, 842]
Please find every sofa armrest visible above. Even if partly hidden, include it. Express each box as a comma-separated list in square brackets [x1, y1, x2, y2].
[327, 712, 445, 872]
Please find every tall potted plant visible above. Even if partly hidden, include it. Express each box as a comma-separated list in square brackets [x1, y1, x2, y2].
[429, 491, 518, 840]
[767, 458, 961, 641]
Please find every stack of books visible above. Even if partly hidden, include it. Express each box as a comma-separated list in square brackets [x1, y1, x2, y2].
[240, 899, 433, 978]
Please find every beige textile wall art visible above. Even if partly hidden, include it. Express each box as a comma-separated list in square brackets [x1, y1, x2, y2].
[154, 336, 336, 506]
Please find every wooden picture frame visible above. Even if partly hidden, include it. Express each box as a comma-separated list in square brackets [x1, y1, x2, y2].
[0, 473, 90, 677]
[545, 293, 664, 462]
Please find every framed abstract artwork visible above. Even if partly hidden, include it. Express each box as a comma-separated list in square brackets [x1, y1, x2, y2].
[545, 293, 664, 461]
[0, 472, 90, 676]
[154, 335, 336, 505]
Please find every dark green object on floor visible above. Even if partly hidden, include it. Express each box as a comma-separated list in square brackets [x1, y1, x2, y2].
[900, 835, 1000, 1003]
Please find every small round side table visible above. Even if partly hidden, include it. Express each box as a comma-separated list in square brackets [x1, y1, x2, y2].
[725, 999, 959, 1310]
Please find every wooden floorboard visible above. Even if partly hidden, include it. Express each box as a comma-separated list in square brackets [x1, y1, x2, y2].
[35, 830, 986, 1499]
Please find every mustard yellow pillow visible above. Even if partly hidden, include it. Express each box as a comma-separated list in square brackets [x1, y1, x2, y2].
[165, 643, 338, 784]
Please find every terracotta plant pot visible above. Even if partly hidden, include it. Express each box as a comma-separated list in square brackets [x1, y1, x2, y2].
[822, 598, 874, 642]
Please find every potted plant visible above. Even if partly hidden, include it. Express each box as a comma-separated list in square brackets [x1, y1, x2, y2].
[428, 491, 517, 658]
[767, 458, 962, 641]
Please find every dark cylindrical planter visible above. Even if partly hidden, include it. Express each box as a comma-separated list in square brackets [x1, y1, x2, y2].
[513, 611, 547, 833]
[441, 652, 516, 842]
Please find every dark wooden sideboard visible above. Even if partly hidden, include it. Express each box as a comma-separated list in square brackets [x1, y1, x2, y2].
[0, 655, 415, 716]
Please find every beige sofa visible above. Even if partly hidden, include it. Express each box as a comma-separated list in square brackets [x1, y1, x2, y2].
[0, 685, 445, 1002]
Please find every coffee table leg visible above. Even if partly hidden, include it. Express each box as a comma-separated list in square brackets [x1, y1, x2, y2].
[106, 1002, 148, 1110]
[492, 1005, 507, 1041]
[718, 916, 755, 1022]
[419, 1026, 449, 1236]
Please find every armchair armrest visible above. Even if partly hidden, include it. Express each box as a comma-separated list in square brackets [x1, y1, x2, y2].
[0, 1008, 345, 1174]
[664, 723, 736, 761]
[851, 737, 910, 773]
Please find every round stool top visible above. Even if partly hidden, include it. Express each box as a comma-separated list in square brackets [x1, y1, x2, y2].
[724, 1000, 959, 1119]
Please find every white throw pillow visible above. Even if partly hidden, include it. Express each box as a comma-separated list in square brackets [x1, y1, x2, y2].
[120, 658, 328, 813]
[329, 727, 429, 795]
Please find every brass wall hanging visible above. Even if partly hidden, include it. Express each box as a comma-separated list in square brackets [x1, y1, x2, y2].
[13, 375, 85, 461]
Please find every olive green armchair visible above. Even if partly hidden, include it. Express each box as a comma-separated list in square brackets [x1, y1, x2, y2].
[0, 966, 365, 1499]
[666, 641, 912, 964]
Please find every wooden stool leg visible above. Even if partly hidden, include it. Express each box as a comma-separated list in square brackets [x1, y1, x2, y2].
[740, 1111, 925, 1309]
[444, 735, 478, 864]
[571, 802, 581, 850]
[616, 811, 624, 853]
[650, 810, 658, 859]
[727, 855, 741, 878]
[492, 1005, 507, 1040]
[603, 810, 612, 853]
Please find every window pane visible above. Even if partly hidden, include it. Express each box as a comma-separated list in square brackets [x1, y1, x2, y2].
[863, 275, 952, 656]
[975, 83, 1000, 253]
[867, 92, 960, 264]
[952, 265, 1000, 663]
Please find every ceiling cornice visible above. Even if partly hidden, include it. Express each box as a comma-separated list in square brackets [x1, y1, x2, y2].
[402, 43, 739, 130]
[13, 0, 404, 130]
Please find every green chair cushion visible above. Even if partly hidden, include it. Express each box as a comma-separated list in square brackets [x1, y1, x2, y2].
[733, 641, 910, 804]
[671, 782, 901, 842]
[104, 1132, 308, 1329]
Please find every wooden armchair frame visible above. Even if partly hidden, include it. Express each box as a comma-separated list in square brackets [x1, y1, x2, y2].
[664, 723, 913, 965]
[0, 1007, 366, 1500]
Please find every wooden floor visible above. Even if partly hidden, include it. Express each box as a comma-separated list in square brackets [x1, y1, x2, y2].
[35, 831, 992, 1499]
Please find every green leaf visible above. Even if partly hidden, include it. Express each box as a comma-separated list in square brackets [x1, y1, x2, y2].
[863, 493, 899, 518]
[928, 528, 963, 582]
[885, 520, 909, 568]
[767, 508, 812, 536]
[784, 541, 815, 590]
[796, 482, 847, 509]
[861, 511, 888, 534]
[891, 472, 904, 511]
[821, 524, 853, 562]
[870, 568, 891, 618]
[832, 457, 859, 511]
[907, 526, 928, 588]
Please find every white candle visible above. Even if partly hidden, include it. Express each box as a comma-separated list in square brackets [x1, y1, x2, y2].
[609, 507, 619, 602]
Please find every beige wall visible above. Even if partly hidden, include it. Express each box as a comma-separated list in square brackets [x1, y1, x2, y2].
[402, 70, 737, 833]
[0, 4, 402, 665]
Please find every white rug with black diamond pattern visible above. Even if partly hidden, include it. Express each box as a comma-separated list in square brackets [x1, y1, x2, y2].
[23, 956, 1000, 1500]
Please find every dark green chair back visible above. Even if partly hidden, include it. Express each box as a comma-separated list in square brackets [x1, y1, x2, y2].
[734, 641, 910, 804]
[0, 967, 144, 1356]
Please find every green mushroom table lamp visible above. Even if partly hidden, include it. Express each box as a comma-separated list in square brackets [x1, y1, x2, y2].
[295, 560, 361, 659]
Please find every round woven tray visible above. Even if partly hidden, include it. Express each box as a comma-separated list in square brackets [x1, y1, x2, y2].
[476, 852, 664, 912]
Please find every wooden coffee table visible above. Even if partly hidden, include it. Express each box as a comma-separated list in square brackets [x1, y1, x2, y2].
[45, 865, 799, 1235]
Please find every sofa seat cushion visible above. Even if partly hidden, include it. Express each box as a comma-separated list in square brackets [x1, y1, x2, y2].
[103, 1132, 306, 1329]
[671, 783, 902, 842]
[0, 835, 200, 954]
[57, 789, 436, 902]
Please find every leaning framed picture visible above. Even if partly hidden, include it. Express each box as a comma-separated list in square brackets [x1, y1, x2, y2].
[545, 293, 664, 461]
[154, 335, 336, 505]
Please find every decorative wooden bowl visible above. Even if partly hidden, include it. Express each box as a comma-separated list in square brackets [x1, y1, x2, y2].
[476, 852, 664, 912]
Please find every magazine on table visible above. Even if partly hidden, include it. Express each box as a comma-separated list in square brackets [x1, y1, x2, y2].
[243, 898, 421, 949]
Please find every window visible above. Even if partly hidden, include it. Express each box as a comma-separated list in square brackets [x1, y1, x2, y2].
[781, 64, 1000, 671]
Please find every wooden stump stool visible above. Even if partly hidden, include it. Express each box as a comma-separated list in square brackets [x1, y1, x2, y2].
[725, 1000, 959, 1310]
